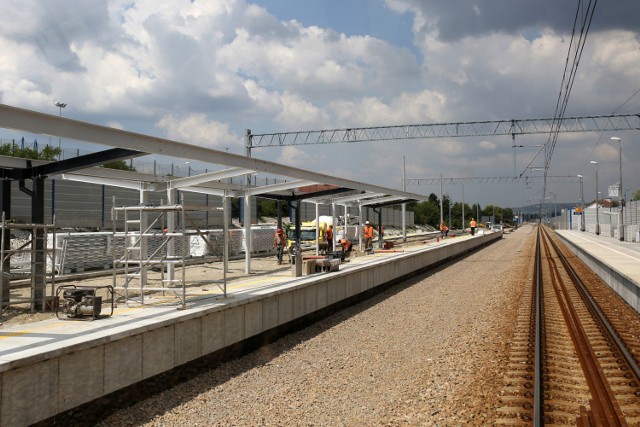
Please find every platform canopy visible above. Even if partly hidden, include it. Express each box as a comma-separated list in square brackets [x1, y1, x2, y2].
[0, 103, 428, 205]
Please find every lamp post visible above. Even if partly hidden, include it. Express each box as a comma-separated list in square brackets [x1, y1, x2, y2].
[577, 174, 585, 231]
[590, 161, 600, 235]
[611, 137, 623, 241]
[54, 101, 66, 160]
[461, 184, 465, 232]
[55, 101, 66, 116]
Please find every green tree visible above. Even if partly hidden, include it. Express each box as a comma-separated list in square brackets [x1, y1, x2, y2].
[257, 198, 278, 218]
[406, 193, 441, 227]
[633, 188, 640, 201]
[0, 142, 61, 161]
[502, 208, 514, 224]
[256, 198, 290, 221]
[39, 145, 61, 161]
[449, 201, 476, 229]
[103, 160, 136, 171]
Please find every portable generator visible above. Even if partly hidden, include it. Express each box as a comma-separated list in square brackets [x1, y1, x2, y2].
[56, 285, 114, 320]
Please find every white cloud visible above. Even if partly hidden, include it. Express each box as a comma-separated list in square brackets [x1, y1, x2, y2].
[275, 92, 330, 129]
[329, 89, 447, 127]
[276, 146, 314, 168]
[156, 113, 243, 150]
[479, 140, 497, 150]
[0, 0, 639, 206]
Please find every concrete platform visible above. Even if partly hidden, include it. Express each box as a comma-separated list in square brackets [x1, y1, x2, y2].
[555, 229, 640, 312]
[0, 232, 501, 426]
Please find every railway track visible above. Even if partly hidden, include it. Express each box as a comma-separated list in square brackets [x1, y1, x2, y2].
[497, 225, 640, 425]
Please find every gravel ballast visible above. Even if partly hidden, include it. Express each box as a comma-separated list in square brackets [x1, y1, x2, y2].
[98, 226, 534, 426]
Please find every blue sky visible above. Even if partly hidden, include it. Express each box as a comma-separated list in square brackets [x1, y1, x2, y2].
[0, 0, 639, 208]
[254, 0, 416, 51]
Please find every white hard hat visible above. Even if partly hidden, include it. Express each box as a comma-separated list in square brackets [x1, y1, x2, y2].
[365, 221, 370, 224]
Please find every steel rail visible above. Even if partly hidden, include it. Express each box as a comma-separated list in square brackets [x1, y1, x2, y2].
[533, 226, 543, 426]
[541, 227, 630, 425]
[541, 232, 621, 424]
[545, 229, 640, 384]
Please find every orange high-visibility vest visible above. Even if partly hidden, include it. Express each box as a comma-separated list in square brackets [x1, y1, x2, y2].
[364, 225, 374, 239]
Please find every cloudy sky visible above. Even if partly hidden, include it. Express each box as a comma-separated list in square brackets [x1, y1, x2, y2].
[1, 0, 639, 208]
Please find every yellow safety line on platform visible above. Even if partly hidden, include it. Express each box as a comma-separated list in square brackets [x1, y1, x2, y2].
[1, 318, 71, 337]
[0, 331, 31, 339]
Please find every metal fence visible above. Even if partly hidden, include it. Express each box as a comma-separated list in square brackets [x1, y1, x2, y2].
[553, 200, 640, 242]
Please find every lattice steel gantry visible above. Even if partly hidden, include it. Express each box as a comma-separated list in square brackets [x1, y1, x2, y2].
[247, 113, 640, 149]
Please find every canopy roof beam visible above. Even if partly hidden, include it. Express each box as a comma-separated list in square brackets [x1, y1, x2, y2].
[3, 148, 142, 180]
[0, 104, 428, 202]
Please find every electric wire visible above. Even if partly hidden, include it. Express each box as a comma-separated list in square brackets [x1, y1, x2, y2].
[520, 0, 599, 184]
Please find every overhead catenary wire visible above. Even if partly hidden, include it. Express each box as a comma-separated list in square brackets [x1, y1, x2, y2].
[521, 0, 599, 202]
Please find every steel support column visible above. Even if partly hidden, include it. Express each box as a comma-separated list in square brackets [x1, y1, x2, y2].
[1, 180, 10, 307]
[32, 176, 46, 310]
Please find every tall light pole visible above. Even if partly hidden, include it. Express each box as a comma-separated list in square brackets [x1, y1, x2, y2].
[54, 101, 66, 160]
[590, 160, 600, 235]
[611, 137, 623, 241]
[402, 156, 406, 242]
[577, 174, 585, 231]
[461, 184, 465, 231]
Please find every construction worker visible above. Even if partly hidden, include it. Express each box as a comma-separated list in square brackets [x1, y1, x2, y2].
[339, 238, 352, 260]
[470, 218, 477, 236]
[273, 228, 286, 264]
[363, 220, 374, 253]
[440, 221, 449, 238]
[326, 224, 333, 253]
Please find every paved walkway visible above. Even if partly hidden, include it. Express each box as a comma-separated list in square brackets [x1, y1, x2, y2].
[555, 229, 640, 287]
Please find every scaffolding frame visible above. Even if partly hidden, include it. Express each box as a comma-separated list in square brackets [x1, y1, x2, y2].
[111, 203, 223, 309]
[0, 213, 57, 318]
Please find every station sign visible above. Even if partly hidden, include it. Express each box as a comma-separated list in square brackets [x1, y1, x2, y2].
[608, 185, 620, 198]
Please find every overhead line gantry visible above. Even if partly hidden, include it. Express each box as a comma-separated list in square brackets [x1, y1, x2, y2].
[246, 113, 640, 150]
[405, 175, 580, 186]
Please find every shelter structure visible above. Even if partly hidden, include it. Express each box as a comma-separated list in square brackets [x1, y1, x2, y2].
[0, 103, 428, 309]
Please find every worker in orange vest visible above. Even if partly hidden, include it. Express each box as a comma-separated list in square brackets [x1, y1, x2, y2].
[273, 228, 286, 264]
[470, 218, 477, 236]
[363, 220, 374, 252]
[339, 238, 352, 260]
[440, 221, 449, 238]
[326, 224, 333, 253]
